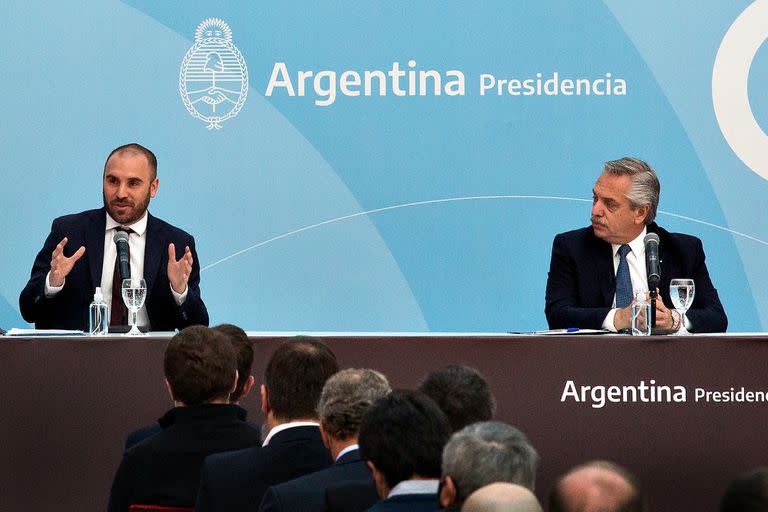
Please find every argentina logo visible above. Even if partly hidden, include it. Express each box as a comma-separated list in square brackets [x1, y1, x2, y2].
[179, 18, 248, 129]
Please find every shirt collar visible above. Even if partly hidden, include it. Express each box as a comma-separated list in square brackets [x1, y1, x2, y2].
[611, 226, 647, 258]
[388, 479, 440, 498]
[105, 211, 148, 236]
[336, 444, 359, 462]
[262, 421, 319, 447]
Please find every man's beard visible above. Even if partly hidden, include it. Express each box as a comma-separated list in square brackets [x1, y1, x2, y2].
[104, 190, 151, 225]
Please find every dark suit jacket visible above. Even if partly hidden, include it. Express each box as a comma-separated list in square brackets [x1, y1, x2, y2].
[259, 448, 372, 512]
[106, 404, 261, 512]
[545, 223, 728, 332]
[19, 208, 208, 330]
[325, 479, 379, 512]
[196, 425, 334, 512]
[366, 494, 438, 512]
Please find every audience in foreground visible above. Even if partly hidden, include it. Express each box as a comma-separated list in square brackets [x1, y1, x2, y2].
[720, 466, 768, 512]
[196, 336, 339, 512]
[258, 368, 391, 512]
[418, 365, 496, 432]
[124, 323, 256, 449]
[462, 483, 543, 512]
[440, 421, 539, 510]
[106, 326, 261, 511]
[359, 390, 452, 512]
[549, 460, 646, 512]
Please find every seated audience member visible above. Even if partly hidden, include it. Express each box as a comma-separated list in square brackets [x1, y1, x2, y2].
[440, 421, 539, 510]
[720, 466, 768, 512]
[124, 323, 256, 449]
[358, 390, 452, 511]
[196, 337, 339, 512]
[106, 326, 261, 511]
[259, 368, 391, 512]
[462, 483, 542, 512]
[417, 365, 496, 432]
[549, 460, 646, 512]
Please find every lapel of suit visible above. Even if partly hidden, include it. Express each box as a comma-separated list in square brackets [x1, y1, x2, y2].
[588, 231, 615, 306]
[144, 213, 163, 293]
[86, 209, 107, 290]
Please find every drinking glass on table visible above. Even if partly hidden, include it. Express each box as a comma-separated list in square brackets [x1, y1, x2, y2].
[669, 278, 695, 336]
[121, 278, 147, 336]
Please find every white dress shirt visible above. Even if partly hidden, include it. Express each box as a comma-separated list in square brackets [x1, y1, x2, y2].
[602, 227, 648, 331]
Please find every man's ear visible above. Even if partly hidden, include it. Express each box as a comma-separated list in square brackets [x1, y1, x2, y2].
[634, 204, 649, 225]
[367, 461, 388, 499]
[319, 422, 331, 450]
[164, 378, 176, 403]
[439, 475, 458, 508]
[260, 384, 269, 415]
[240, 375, 255, 398]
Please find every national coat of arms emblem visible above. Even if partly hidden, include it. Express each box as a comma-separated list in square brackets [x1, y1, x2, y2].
[179, 18, 248, 129]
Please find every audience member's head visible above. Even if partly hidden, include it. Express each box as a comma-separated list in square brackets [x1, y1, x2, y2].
[212, 323, 254, 402]
[720, 466, 768, 512]
[549, 460, 646, 512]
[163, 326, 237, 406]
[317, 368, 391, 455]
[359, 390, 452, 498]
[462, 483, 542, 512]
[261, 336, 339, 425]
[418, 365, 496, 432]
[440, 421, 539, 508]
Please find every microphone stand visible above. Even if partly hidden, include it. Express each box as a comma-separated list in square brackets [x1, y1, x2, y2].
[648, 277, 659, 334]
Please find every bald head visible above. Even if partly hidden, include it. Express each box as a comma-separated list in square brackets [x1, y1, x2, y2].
[549, 461, 645, 512]
[462, 483, 542, 512]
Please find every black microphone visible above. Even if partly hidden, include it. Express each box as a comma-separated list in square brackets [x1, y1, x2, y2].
[113, 230, 131, 281]
[644, 232, 660, 290]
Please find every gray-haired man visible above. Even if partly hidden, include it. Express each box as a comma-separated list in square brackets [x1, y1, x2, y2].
[439, 421, 539, 510]
[259, 368, 391, 512]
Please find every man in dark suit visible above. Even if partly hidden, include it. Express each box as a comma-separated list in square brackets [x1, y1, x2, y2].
[359, 390, 452, 512]
[545, 157, 727, 333]
[196, 337, 339, 512]
[19, 143, 208, 331]
[259, 368, 391, 512]
[125, 323, 257, 450]
[106, 326, 262, 511]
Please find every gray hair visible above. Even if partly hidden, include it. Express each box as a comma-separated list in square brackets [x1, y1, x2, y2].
[602, 157, 660, 225]
[442, 421, 539, 503]
[317, 368, 391, 441]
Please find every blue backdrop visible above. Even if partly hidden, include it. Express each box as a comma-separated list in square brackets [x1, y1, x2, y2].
[3, 1, 767, 332]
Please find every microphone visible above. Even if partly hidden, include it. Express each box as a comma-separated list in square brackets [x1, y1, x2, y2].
[113, 230, 131, 281]
[644, 233, 660, 290]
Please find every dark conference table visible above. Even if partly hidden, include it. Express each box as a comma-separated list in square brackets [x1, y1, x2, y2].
[1, 333, 766, 512]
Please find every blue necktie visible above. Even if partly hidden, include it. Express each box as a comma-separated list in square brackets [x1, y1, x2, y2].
[615, 244, 633, 309]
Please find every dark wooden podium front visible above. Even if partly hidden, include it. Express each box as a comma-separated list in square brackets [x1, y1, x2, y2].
[1, 334, 766, 511]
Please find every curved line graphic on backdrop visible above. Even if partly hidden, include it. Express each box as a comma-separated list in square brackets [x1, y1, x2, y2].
[712, 0, 768, 180]
[202, 195, 768, 272]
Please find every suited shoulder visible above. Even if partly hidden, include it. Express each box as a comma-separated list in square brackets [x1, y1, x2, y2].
[554, 226, 594, 241]
[651, 224, 704, 251]
[205, 444, 261, 469]
[51, 208, 104, 228]
[148, 213, 195, 240]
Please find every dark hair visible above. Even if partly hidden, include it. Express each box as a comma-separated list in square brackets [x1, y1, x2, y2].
[212, 324, 253, 401]
[359, 390, 451, 489]
[549, 460, 646, 512]
[104, 143, 158, 180]
[721, 467, 768, 512]
[418, 365, 496, 432]
[163, 326, 237, 406]
[264, 336, 339, 421]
